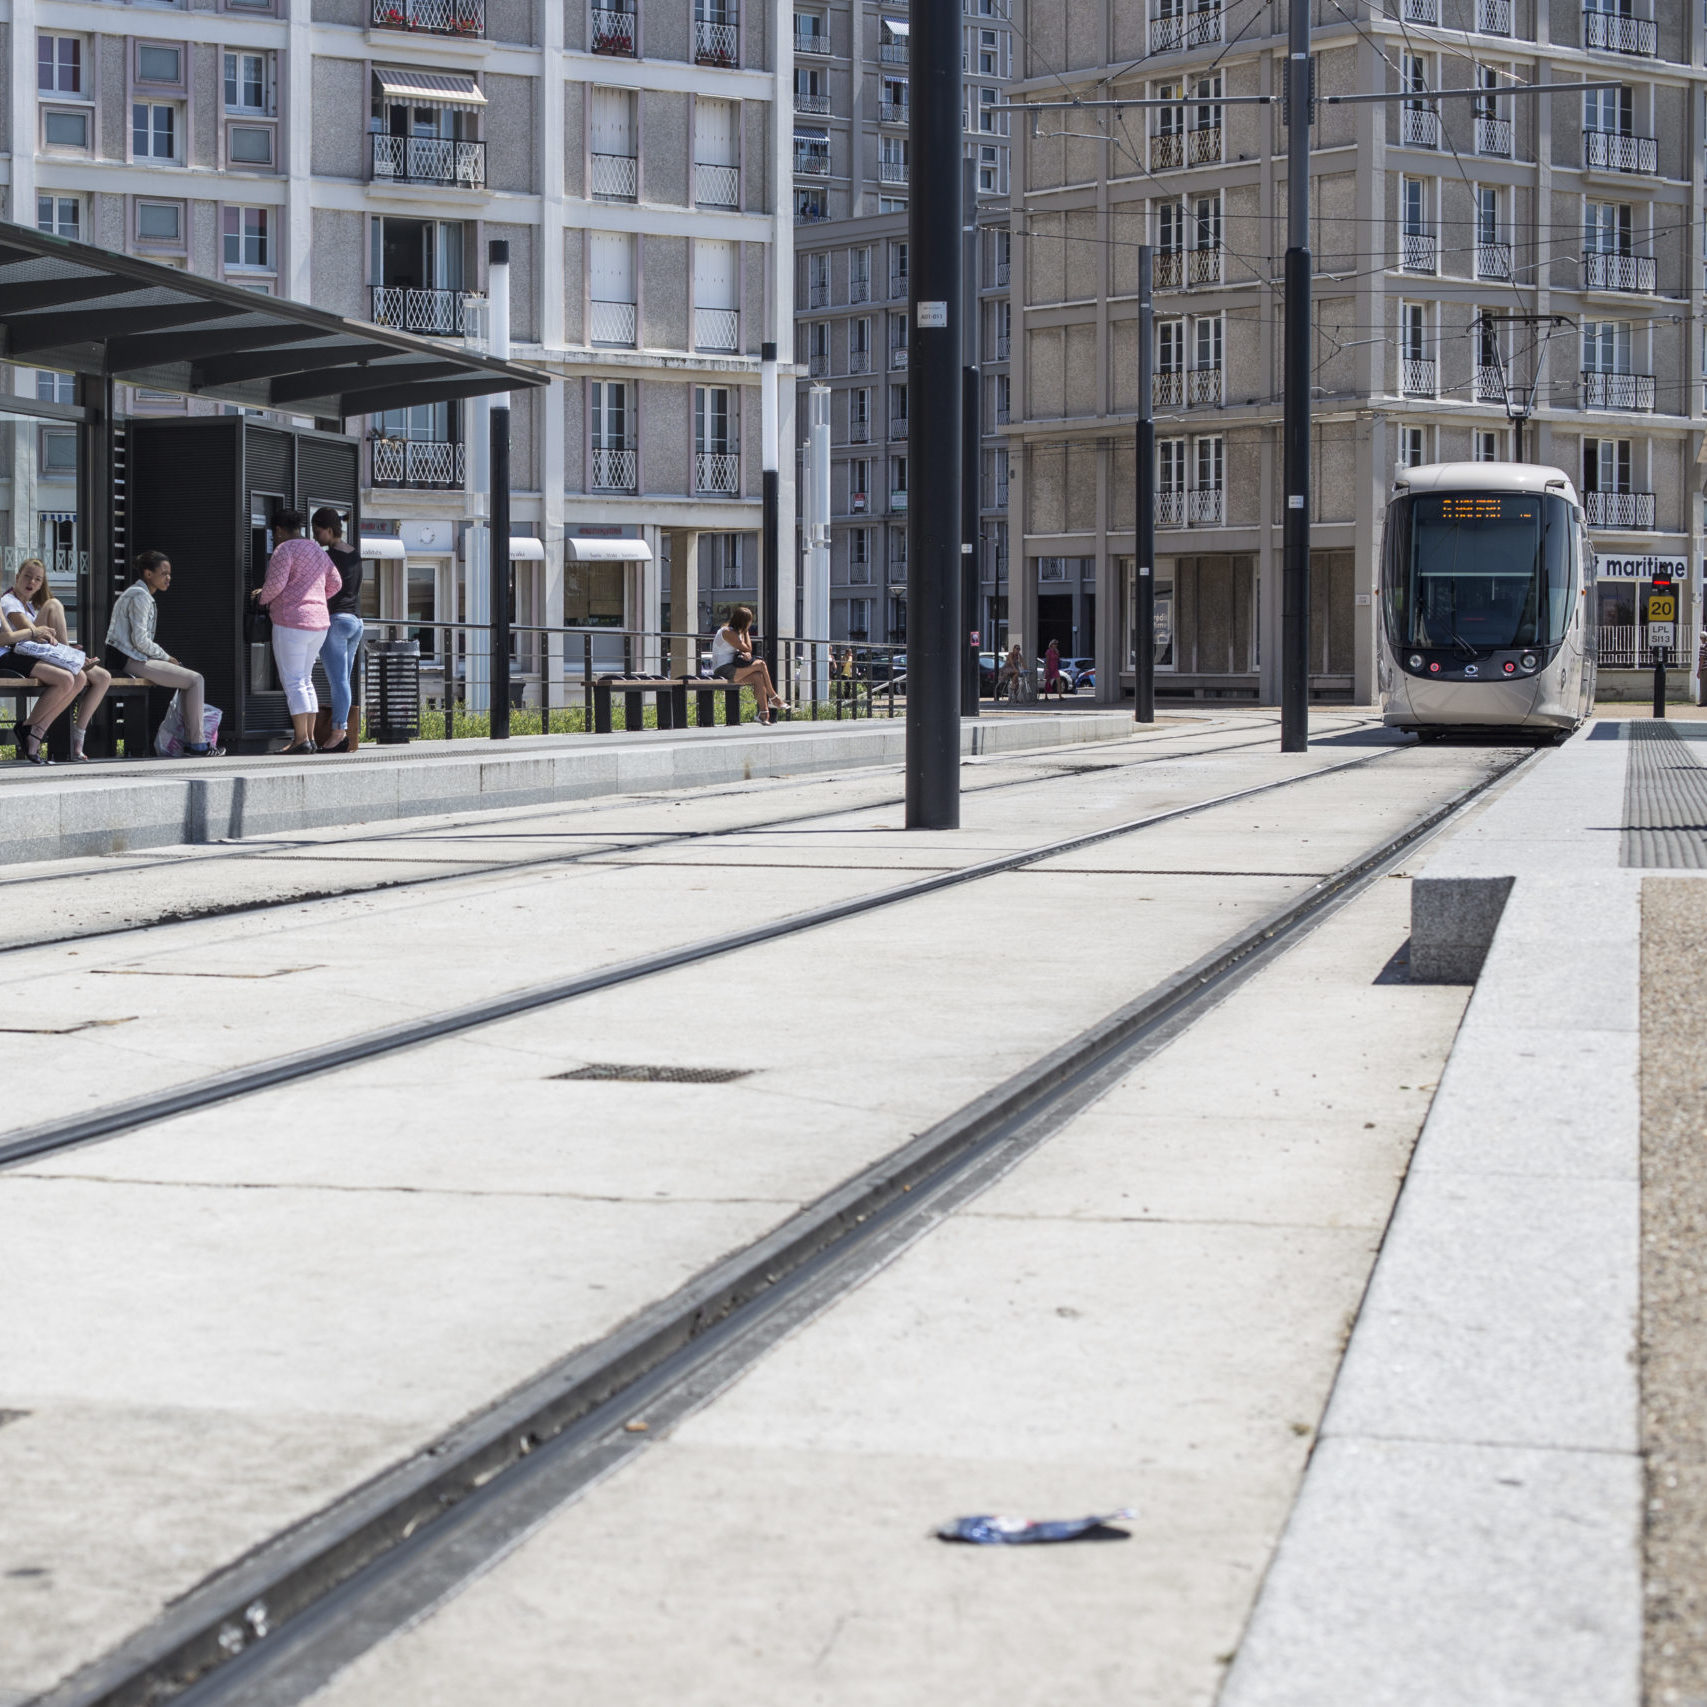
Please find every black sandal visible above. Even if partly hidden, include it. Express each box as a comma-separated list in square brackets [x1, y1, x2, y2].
[20, 726, 48, 765]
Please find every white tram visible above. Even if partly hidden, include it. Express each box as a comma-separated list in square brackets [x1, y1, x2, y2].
[1379, 462, 1596, 741]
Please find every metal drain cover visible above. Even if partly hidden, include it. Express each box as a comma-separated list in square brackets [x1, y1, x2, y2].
[553, 1063, 752, 1084]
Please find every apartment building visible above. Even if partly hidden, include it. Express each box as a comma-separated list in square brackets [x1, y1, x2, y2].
[1008, 0, 1707, 704]
[9, 0, 794, 694]
[789, 0, 1013, 646]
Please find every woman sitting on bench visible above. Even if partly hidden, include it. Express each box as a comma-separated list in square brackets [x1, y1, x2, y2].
[0, 559, 103, 764]
[106, 551, 222, 758]
[710, 606, 786, 725]
[1, 558, 110, 761]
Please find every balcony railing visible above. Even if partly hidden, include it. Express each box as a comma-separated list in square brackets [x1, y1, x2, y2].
[1189, 125, 1222, 164]
[695, 161, 739, 206]
[1154, 247, 1223, 288]
[371, 437, 464, 489]
[849, 275, 870, 303]
[1477, 0, 1511, 32]
[1581, 370, 1656, 410]
[879, 99, 909, 125]
[371, 0, 484, 35]
[889, 415, 908, 440]
[1401, 0, 1439, 18]
[1153, 370, 1183, 407]
[1476, 240, 1512, 280]
[849, 417, 870, 443]
[370, 285, 468, 336]
[589, 298, 637, 346]
[371, 135, 485, 188]
[808, 351, 829, 376]
[848, 346, 871, 373]
[1401, 231, 1438, 273]
[1402, 357, 1436, 396]
[696, 451, 740, 494]
[889, 270, 908, 298]
[591, 151, 637, 200]
[1475, 363, 1505, 401]
[878, 159, 908, 185]
[878, 38, 907, 63]
[1156, 490, 1186, 527]
[590, 446, 637, 490]
[1188, 487, 1223, 525]
[590, 5, 636, 54]
[694, 18, 738, 65]
[1584, 250, 1656, 293]
[808, 280, 829, 308]
[993, 333, 1011, 359]
[1585, 129, 1657, 174]
[1149, 7, 1222, 54]
[1584, 489, 1656, 528]
[794, 148, 830, 176]
[1151, 130, 1184, 170]
[1476, 114, 1511, 156]
[1401, 106, 1440, 148]
[694, 306, 739, 351]
[793, 26, 827, 52]
[795, 91, 830, 115]
[1189, 367, 1223, 405]
[1583, 8, 1656, 56]
[994, 258, 1010, 286]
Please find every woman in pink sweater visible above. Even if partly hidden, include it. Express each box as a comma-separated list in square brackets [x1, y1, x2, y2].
[254, 509, 342, 755]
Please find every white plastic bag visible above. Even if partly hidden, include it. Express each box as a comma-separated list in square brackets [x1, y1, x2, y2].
[154, 692, 186, 758]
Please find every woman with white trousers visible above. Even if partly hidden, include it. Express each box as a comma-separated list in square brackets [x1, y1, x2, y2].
[254, 509, 341, 755]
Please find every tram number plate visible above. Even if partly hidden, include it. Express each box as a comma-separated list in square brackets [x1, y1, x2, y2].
[1649, 594, 1677, 624]
[1650, 621, 1677, 650]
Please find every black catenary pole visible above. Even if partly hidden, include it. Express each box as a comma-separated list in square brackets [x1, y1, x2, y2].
[1134, 244, 1155, 724]
[904, 0, 962, 828]
[760, 341, 779, 680]
[1280, 12, 1312, 753]
[961, 155, 981, 718]
[488, 238, 512, 740]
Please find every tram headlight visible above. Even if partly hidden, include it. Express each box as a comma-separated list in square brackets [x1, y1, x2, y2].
[1428, 661, 1441, 673]
[1409, 654, 1423, 669]
[1521, 653, 1536, 671]
[1503, 660, 1516, 674]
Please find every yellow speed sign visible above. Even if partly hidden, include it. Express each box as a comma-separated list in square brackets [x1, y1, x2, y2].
[1650, 593, 1677, 623]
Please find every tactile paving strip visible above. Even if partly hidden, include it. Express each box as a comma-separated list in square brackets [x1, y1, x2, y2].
[1623, 723, 1707, 868]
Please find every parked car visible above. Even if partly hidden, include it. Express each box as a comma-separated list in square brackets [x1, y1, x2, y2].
[1063, 656, 1097, 692]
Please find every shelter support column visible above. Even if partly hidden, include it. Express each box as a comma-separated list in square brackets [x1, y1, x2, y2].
[668, 530, 699, 676]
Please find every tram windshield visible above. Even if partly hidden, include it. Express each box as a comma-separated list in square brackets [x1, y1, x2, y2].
[1385, 491, 1573, 653]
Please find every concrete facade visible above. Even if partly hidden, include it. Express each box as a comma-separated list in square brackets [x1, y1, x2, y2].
[4, 0, 799, 698]
[1008, 0, 1707, 706]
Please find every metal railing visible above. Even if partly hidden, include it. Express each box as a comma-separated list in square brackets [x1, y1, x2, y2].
[1581, 370, 1656, 410]
[694, 306, 739, 351]
[1402, 231, 1438, 272]
[1402, 0, 1439, 18]
[1585, 129, 1657, 173]
[879, 98, 909, 125]
[1401, 106, 1440, 148]
[1600, 623, 1679, 668]
[1157, 490, 1186, 527]
[807, 280, 829, 308]
[1403, 357, 1437, 396]
[694, 161, 739, 205]
[793, 25, 827, 52]
[1189, 366, 1223, 405]
[370, 285, 469, 336]
[878, 159, 908, 185]
[848, 416, 870, 442]
[1188, 487, 1223, 525]
[1150, 130, 1184, 170]
[591, 151, 637, 199]
[1476, 240, 1512, 279]
[371, 0, 484, 33]
[794, 91, 830, 114]
[1153, 369, 1184, 407]
[1189, 125, 1222, 164]
[1189, 246, 1222, 285]
[1475, 363, 1505, 401]
[1584, 250, 1656, 292]
[794, 147, 830, 176]
[695, 450, 740, 494]
[888, 413, 908, 439]
[370, 437, 465, 489]
[1476, 114, 1511, 155]
[848, 346, 871, 373]
[994, 258, 1010, 286]
[590, 445, 637, 489]
[993, 333, 1011, 359]
[849, 275, 870, 304]
[808, 350, 829, 376]
[590, 299, 637, 346]
[1583, 8, 1656, 56]
[694, 18, 738, 64]
[371, 135, 485, 188]
[889, 269, 908, 298]
[1478, 0, 1511, 32]
[590, 5, 636, 53]
[1584, 489, 1655, 528]
[878, 39, 907, 63]
[1149, 7, 1222, 53]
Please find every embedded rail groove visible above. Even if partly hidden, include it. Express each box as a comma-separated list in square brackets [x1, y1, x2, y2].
[28, 742, 1538, 1707]
[1, 744, 1398, 1173]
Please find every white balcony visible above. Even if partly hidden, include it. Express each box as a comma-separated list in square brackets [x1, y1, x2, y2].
[1403, 357, 1436, 396]
[1151, 130, 1184, 171]
[848, 346, 871, 373]
[1581, 370, 1656, 411]
[372, 0, 485, 35]
[1189, 125, 1222, 164]
[1584, 251, 1656, 293]
[1584, 489, 1656, 528]
[1401, 231, 1438, 273]
[878, 99, 909, 125]
[1149, 7, 1222, 54]
[1585, 129, 1657, 173]
[589, 299, 636, 347]
[1156, 490, 1186, 527]
[371, 437, 464, 489]
[1153, 370, 1183, 408]
[696, 450, 740, 494]
[694, 306, 739, 352]
[1583, 8, 1656, 56]
[694, 160, 739, 206]
[1477, 0, 1511, 32]
[694, 18, 738, 65]
[793, 25, 827, 53]
[371, 135, 485, 189]
[878, 159, 908, 185]
[1475, 363, 1505, 401]
[1401, 106, 1440, 148]
[849, 275, 870, 304]
[1476, 240, 1512, 280]
[794, 91, 830, 115]
[590, 446, 636, 490]
[590, 151, 637, 200]
[1476, 114, 1511, 156]
[794, 148, 830, 177]
[1188, 487, 1223, 525]
[370, 285, 469, 337]
[878, 38, 907, 63]
[1188, 367, 1223, 405]
[1402, 0, 1439, 18]
[590, 5, 635, 54]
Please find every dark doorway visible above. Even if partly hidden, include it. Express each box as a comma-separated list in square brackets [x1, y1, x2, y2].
[1037, 593, 1073, 656]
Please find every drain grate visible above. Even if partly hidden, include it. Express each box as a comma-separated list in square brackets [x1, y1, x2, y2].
[1623, 724, 1707, 868]
[553, 1063, 752, 1084]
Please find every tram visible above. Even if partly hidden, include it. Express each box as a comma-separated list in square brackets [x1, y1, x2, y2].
[1379, 461, 1596, 741]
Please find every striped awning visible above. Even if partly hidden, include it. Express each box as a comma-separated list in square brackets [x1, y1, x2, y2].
[372, 68, 486, 109]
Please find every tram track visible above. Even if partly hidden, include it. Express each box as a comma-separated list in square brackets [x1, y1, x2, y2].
[23, 737, 1537, 1707]
[0, 715, 1376, 961]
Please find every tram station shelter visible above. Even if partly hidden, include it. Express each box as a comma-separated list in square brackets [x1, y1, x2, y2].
[0, 219, 544, 744]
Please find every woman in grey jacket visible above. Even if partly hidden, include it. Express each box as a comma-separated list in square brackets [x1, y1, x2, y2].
[106, 552, 223, 757]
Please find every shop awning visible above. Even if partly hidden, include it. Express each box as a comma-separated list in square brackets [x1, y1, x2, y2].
[359, 537, 408, 560]
[373, 68, 487, 108]
[882, 16, 909, 34]
[564, 537, 651, 563]
[508, 537, 546, 561]
[794, 128, 831, 144]
[0, 219, 542, 420]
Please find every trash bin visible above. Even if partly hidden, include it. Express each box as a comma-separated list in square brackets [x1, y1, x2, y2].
[372, 639, 421, 745]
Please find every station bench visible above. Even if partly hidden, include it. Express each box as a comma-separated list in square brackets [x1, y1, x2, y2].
[0, 674, 153, 760]
[593, 675, 745, 734]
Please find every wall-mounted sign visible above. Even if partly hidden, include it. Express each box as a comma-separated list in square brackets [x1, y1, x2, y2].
[1597, 553, 1687, 581]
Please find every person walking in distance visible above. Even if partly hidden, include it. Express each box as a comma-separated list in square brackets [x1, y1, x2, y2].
[105, 551, 223, 756]
[1043, 639, 1063, 700]
[311, 508, 362, 754]
[253, 509, 341, 755]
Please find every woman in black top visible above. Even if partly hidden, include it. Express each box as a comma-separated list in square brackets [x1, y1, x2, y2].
[311, 508, 363, 753]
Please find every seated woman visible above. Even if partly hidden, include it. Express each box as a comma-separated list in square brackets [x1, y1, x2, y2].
[0, 574, 83, 765]
[710, 605, 786, 725]
[1, 558, 109, 761]
[106, 550, 223, 757]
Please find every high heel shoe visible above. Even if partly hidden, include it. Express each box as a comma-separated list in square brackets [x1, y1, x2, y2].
[278, 739, 317, 756]
[20, 725, 48, 765]
[317, 733, 349, 755]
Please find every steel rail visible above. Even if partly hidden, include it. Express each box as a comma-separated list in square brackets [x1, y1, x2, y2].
[32, 742, 1540, 1707]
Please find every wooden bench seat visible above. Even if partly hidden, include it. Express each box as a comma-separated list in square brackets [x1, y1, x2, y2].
[592, 675, 744, 734]
[0, 674, 154, 760]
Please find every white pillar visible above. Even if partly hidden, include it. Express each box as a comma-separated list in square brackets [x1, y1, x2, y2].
[285, 0, 313, 304]
[804, 383, 831, 701]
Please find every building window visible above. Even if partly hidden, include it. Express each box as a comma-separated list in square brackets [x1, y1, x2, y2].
[42, 110, 91, 150]
[849, 527, 871, 583]
[849, 246, 871, 302]
[1473, 429, 1503, 462]
[133, 103, 178, 161]
[695, 385, 738, 494]
[136, 42, 184, 83]
[850, 387, 870, 440]
[136, 201, 185, 244]
[222, 206, 271, 269]
[850, 316, 871, 371]
[851, 457, 869, 511]
[849, 597, 872, 641]
[38, 34, 83, 95]
[37, 196, 81, 239]
[794, 187, 827, 222]
[1583, 437, 1632, 493]
[224, 52, 274, 113]
[806, 249, 829, 307]
[37, 370, 75, 405]
[1582, 319, 1632, 374]
[589, 380, 636, 489]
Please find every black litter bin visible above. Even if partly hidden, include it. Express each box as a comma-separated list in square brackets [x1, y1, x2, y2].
[372, 639, 421, 744]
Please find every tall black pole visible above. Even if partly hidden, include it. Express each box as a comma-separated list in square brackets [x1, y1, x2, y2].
[905, 0, 962, 828]
[489, 239, 511, 739]
[1134, 245, 1155, 723]
[1280, 12, 1312, 753]
[761, 340, 779, 679]
[961, 157, 981, 717]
